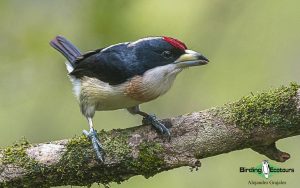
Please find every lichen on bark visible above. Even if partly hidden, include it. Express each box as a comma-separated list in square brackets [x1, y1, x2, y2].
[223, 83, 300, 130]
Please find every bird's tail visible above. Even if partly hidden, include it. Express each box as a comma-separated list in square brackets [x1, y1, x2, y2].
[50, 35, 81, 67]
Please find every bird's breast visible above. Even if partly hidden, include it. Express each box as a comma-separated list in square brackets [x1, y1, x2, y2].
[125, 64, 181, 102]
[125, 76, 170, 102]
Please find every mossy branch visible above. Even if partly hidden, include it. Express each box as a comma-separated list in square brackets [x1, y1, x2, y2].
[1, 83, 300, 187]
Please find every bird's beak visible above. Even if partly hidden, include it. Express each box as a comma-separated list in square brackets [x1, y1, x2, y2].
[174, 50, 209, 68]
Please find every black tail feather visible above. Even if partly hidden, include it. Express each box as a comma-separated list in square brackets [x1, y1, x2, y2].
[50, 36, 81, 66]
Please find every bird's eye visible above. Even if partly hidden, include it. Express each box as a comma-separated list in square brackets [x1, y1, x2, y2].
[162, 50, 172, 58]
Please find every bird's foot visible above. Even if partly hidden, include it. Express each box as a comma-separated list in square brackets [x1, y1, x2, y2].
[143, 114, 170, 138]
[83, 128, 105, 162]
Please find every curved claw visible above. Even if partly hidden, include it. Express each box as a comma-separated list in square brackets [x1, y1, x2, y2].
[143, 114, 171, 138]
[159, 122, 171, 137]
[83, 128, 105, 162]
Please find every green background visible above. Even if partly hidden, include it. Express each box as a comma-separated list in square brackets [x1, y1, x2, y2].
[0, 0, 299, 187]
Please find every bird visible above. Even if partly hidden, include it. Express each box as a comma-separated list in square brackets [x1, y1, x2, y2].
[262, 160, 270, 179]
[50, 35, 209, 162]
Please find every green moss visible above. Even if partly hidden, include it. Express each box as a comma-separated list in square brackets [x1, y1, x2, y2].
[101, 129, 131, 158]
[131, 141, 165, 178]
[2, 138, 30, 164]
[56, 135, 92, 185]
[0, 129, 167, 187]
[47, 129, 133, 186]
[1, 135, 97, 187]
[1, 138, 44, 187]
[0, 126, 166, 188]
[54, 130, 166, 184]
[223, 83, 300, 130]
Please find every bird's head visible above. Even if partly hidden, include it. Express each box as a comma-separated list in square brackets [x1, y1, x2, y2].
[128, 36, 209, 72]
[262, 160, 269, 165]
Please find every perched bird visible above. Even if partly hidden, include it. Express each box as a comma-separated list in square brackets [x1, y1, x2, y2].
[50, 36, 209, 161]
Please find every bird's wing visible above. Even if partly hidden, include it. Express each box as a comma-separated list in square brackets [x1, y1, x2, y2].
[70, 50, 134, 85]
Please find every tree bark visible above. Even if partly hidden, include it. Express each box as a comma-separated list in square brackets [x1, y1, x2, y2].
[1, 83, 300, 187]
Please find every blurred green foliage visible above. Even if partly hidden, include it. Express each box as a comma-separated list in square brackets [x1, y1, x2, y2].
[0, 0, 299, 187]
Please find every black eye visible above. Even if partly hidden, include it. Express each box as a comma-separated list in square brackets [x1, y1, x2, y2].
[162, 50, 172, 58]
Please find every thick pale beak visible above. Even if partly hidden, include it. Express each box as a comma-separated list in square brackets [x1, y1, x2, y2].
[174, 50, 209, 68]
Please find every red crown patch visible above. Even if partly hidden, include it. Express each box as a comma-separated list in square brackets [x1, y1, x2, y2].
[163, 36, 187, 50]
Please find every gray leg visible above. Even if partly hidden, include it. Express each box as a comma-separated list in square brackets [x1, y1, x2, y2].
[127, 106, 170, 137]
[83, 117, 105, 162]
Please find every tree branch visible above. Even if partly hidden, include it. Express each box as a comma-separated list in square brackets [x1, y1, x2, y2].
[1, 83, 300, 187]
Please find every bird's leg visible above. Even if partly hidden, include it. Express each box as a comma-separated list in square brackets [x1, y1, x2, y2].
[127, 106, 170, 138]
[83, 117, 104, 162]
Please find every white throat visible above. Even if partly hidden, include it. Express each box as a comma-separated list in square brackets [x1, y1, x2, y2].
[141, 64, 182, 97]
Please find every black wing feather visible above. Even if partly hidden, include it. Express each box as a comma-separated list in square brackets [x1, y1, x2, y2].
[70, 49, 132, 85]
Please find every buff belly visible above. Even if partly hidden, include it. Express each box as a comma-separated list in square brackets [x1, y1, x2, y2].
[79, 77, 143, 111]
[71, 64, 181, 112]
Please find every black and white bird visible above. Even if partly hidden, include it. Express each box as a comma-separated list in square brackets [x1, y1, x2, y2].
[50, 36, 209, 161]
[262, 160, 270, 179]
